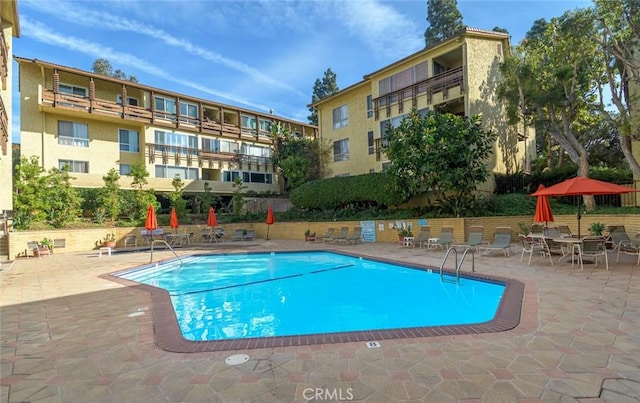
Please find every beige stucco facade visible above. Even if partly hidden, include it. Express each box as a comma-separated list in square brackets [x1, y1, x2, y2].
[313, 28, 535, 193]
[17, 57, 317, 196]
[0, 0, 19, 212]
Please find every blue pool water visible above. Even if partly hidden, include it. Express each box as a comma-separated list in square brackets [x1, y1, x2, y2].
[117, 252, 505, 341]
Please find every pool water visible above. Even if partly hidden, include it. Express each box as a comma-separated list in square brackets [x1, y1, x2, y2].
[117, 252, 505, 341]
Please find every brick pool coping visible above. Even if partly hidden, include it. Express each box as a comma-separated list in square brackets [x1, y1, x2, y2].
[102, 250, 525, 352]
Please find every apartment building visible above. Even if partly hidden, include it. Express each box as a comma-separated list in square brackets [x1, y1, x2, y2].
[1, 0, 19, 212]
[16, 57, 317, 196]
[312, 28, 534, 192]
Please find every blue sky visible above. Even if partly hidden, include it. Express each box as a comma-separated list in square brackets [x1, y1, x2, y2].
[11, 0, 591, 143]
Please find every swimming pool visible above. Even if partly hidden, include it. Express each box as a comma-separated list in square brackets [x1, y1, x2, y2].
[111, 251, 524, 351]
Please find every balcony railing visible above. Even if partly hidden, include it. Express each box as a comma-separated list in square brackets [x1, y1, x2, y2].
[146, 143, 274, 172]
[0, 28, 7, 90]
[373, 66, 464, 119]
[0, 97, 7, 155]
[41, 89, 274, 145]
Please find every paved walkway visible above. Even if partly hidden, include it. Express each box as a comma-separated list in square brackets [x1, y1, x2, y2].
[1, 240, 639, 402]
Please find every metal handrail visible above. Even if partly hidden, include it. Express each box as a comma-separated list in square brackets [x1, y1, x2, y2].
[150, 239, 183, 266]
[440, 247, 475, 282]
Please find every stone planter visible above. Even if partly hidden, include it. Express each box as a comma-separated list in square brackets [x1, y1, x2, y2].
[102, 241, 116, 248]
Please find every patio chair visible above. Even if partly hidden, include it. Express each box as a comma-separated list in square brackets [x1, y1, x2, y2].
[616, 232, 640, 266]
[543, 226, 561, 239]
[452, 226, 484, 252]
[331, 227, 349, 243]
[319, 227, 335, 242]
[337, 227, 362, 245]
[607, 224, 631, 253]
[519, 234, 553, 265]
[431, 226, 455, 251]
[200, 228, 214, 243]
[412, 226, 433, 248]
[243, 229, 256, 241]
[578, 236, 609, 271]
[123, 235, 137, 250]
[231, 229, 245, 241]
[52, 238, 67, 254]
[557, 224, 573, 238]
[530, 223, 545, 236]
[479, 227, 512, 256]
[214, 227, 225, 242]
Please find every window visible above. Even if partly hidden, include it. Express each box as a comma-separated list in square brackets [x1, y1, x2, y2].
[202, 137, 220, 152]
[367, 131, 374, 155]
[59, 83, 87, 97]
[259, 119, 271, 133]
[180, 101, 199, 119]
[119, 164, 131, 176]
[117, 95, 139, 106]
[241, 114, 256, 129]
[332, 105, 348, 129]
[222, 170, 273, 184]
[378, 61, 429, 96]
[154, 165, 199, 179]
[119, 129, 140, 152]
[154, 130, 197, 154]
[381, 162, 391, 171]
[333, 139, 349, 162]
[58, 121, 89, 147]
[366, 95, 373, 118]
[154, 96, 176, 120]
[219, 140, 239, 153]
[59, 160, 88, 173]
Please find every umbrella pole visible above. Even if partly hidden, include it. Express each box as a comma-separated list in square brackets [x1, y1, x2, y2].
[266, 225, 270, 240]
[577, 195, 582, 237]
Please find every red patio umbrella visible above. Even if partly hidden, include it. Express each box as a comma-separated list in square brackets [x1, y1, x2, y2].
[531, 176, 638, 236]
[145, 204, 158, 242]
[206, 207, 218, 227]
[169, 207, 179, 234]
[533, 184, 554, 224]
[265, 206, 275, 240]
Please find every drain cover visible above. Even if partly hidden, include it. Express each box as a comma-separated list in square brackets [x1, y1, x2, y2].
[225, 354, 250, 365]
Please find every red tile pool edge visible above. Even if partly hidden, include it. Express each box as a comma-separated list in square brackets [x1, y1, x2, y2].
[102, 251, 525, 352]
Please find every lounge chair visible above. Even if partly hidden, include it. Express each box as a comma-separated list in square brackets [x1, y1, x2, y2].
[200, 228, 214, 243]
[231, 229, 245, 241]
[337, 227, 362, 245]
[331, 227, 349, 243]
[52, 238, 67, 254]
[616, 231, 640, 266]
[431, 226, 455, 251]
[123, 235, 137, 250]
[243, 229, 256, 241]
[519, 234, 553, 265]
[412, 226, 432, 248]
[214, 227, 225, 242]
[607, 224, 631, 253]
[479, 227, 512, 256]
[557, 224, 573, 238]
[319, 228, 335, 242]
[452, 226, 484, 252]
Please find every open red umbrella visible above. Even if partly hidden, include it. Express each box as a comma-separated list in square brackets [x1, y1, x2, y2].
[531, 176, 638, 236]
[145, 204, 158, 242]
[265, 206, 275, 240]
[533, 184, 554, 224]
[206, 207, 218, 227]
[169, 207, 179, 234]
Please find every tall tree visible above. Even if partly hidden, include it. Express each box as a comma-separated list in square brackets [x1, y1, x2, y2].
[592, 0, 640, 179]
[91, 58, 138, 83]
[308, 68, 339, 126]
[498, 9, 604, 210]
[382, 109, 496, 217]
[424, 0, 465, 47]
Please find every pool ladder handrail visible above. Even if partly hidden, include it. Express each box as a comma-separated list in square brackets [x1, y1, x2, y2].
[439, 247, 475, 282]
[150, 239, 183, 266]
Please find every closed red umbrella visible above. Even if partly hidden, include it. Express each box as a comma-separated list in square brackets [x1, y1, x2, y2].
[531, 176, 638, 236]
[145, 204, 158, 232]
[534, 184, 554, 224]
[266, 206, 275, 240]
[169, 207, 179, 234]
[206, 207, 218, 227]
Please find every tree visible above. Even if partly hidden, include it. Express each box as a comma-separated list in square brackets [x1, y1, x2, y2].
[424, 0, 465, 47]
[128, 160, 157, 220]
[170, 175, 188, 218]
[99, 168, 121, 223]
[592, 0, 640, 179]
[13, 156, 48, 229]
[382, 109, 496, 216]
[91, 58, 138, 83]
[45, 165, 81, 228]
[498, 9, 604, 210]
[271, 123, 332, 192]
[308, 68, 339, 125]
[231, 177, 247, 217]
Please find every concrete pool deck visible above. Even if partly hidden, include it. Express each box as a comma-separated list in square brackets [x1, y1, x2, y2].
[1, 239, 639, 402]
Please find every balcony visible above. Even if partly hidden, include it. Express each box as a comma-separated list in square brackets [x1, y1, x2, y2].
[0, 29, 7, 90]
[0, 97, 7, 155]
[146, 143, 274, 172]
[373, 66, 464, 119]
